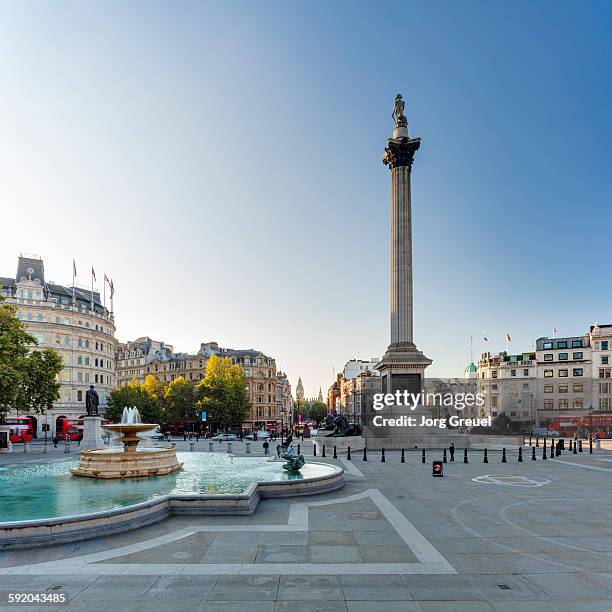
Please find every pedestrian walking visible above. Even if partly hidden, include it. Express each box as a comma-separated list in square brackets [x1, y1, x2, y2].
[183, 432, 187, 441]
[449, 442, 455, 462]
[263, 440, 270, 455]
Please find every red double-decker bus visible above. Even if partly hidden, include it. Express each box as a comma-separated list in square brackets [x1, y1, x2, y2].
[55, 417, 111, 441]
[548, 414, 612, 439]
[5, 417, 35, 443]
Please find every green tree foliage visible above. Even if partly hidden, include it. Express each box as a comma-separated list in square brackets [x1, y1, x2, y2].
[196, 355, 250, 431]
[306, 401, 328, 425]
[106, 379, 163, 423]
[0, 298, 62, 417]
[164, 376, 196, 420]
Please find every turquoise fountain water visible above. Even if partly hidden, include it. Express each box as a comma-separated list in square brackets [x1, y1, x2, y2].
[0, 453, 333, 523]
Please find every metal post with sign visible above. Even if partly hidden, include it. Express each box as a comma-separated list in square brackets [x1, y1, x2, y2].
[432, 460, 443, 477]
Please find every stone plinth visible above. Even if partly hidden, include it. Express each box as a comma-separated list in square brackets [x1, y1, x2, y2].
[314, 433, 364, 450]
[0, 425, 13, 453]
[70, 446, 182, 479]
[80, 416, 105, 450]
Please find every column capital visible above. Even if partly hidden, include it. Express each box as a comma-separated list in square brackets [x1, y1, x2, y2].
[382, 136, 421, 170]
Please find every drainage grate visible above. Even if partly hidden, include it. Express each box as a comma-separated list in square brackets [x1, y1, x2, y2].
[497, 585, 511, 590]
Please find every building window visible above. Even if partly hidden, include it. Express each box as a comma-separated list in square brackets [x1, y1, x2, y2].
[543, 342, 553, 349]
[559, 384, 568, 393]
[510, 369, 516, 377]
[572, 340, 583, 348]
[559, 399, 568, 410]
[544, 384, 553, 393]
[77, 372, 83, 382]
[544, 370, 553, 378]
[600, 369, 611, 378]
[491, 371, 498, 379]
[544, 399, 553, 409]
[602, 341, 609, 350]
[491, 396, 498, 407]
[574, 399, 584, 410]
[559, 353, 568, 361]
[573, 368, 583, 377]
[77, 390, 83, 402]
[523, 369, 529, 376]
[37, 314, 43, 322]
[557, 341, 568, 349]
[603, 356, 610, 365]
[573, 383, 583, 392]
[559, 369, 568, 377]
[544, 354, 553, 361]
[573, 352, 583, 360]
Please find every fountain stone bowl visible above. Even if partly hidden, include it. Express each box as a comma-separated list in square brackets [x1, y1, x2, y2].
[70, 422, 183, 480]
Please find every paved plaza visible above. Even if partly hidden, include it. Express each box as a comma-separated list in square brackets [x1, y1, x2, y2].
[2, 443, 612, 611]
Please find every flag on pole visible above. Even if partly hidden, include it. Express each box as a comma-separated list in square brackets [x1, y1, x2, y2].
[553, 326, 558, 338]
[91, 267, 96, 282]
[110, 278, 114, 298]
[104, 273, 110, 286]
[505, 333, 512, 342]
[483, 331, 489, 344]
[73, 259, 77, 278]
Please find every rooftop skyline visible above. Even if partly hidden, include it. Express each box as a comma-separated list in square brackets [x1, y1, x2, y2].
[1, 1, 611, 397]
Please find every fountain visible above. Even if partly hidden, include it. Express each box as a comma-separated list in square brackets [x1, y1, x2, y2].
[70, 407, 182, 479]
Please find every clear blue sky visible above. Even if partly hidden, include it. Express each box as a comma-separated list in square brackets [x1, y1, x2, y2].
[1, 1, 611, 397]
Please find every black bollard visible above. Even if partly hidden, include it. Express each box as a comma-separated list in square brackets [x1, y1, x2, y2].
[502, 448, 507, 463]
[297, 444, 301, 454]
[363, 447, 367, 461]
[532, 446, 536, 461]
[483, 448, 488, 463]
[401, 448, 405, 463]
[322, 445, 326, 458]
[529, 436, 532, 447]
[536, 436, 539, 447]
[464, 448, 468, 464]
[569, 439, 573, 452]
[313, 444, 317, 457]
[333, 445, 337, 459]
[590, 437, 593, 454]
[347, 446, 352, 460]
[443, 448, 447, 464]
[542, 442, 547, 460]
[422, 448, 426, 464]
[549, 439, 554, 459]
[381, 448, 386, 462]
[518, 447, 523, 462]
[579, 440, 583, 453]
[573, 440, 577, 455]
[555, 441, 561, 457]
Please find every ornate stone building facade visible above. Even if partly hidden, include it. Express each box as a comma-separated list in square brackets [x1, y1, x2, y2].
[115, 337, 173, 386]
[1, 256, 117, 437]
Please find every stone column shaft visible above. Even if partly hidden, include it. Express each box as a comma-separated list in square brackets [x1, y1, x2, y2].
[390, 165, 413, 348]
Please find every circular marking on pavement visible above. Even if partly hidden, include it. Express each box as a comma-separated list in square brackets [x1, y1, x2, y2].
[472, 474, 551, 487]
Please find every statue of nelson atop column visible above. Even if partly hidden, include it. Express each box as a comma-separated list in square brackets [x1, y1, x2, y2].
[392, 93, 408, 127]
[85, 385, 99, 416]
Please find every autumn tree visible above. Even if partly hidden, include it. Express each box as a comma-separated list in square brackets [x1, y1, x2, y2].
[196, 355, 250, 431]
[164, 376, 197, 421]
[106, 379, 163, 423]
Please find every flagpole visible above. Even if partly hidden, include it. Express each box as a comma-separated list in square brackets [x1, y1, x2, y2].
[72, 259, 76, 304]
[91, 266, 94, 310]
[103, 272, 106, 310]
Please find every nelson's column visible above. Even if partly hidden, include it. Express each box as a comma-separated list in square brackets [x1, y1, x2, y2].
[376, 94, 432, 395]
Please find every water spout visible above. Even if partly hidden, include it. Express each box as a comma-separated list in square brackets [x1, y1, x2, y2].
[121, 406, 142, 425]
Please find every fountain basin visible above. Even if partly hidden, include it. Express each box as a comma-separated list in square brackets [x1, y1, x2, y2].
[0, 454, 345, 549]
[70, 446, 183, 479]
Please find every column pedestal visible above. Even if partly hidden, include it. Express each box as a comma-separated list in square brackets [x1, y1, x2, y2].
[80, 417, 105, 450]
[0, 425, 13, 453]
